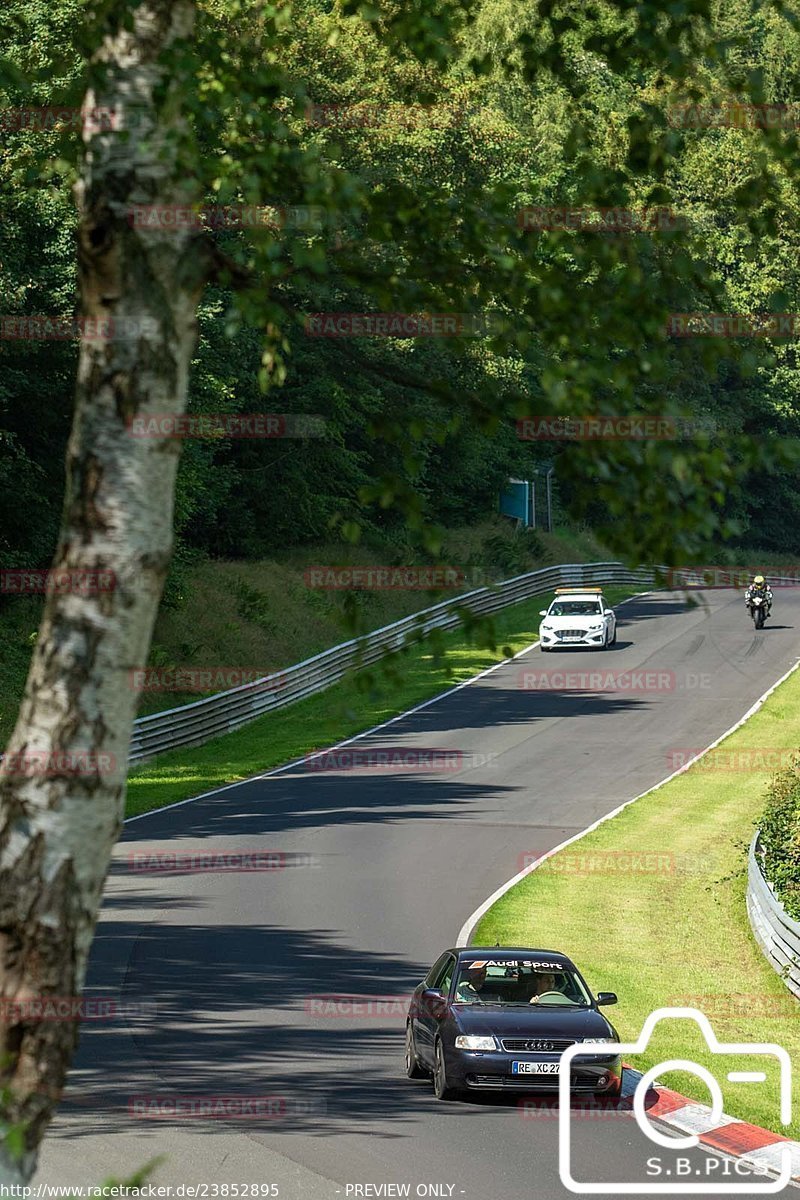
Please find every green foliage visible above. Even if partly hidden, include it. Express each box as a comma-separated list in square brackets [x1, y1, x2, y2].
[758, 760, 800, 920]
[3, 0, 800, 583]
[482, 528, 548, 575]
[233, 577, 279, 636]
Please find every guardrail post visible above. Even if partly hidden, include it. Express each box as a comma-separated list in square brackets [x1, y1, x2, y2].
[747, 832, 800, 1002]
[127, 561, 654, 763]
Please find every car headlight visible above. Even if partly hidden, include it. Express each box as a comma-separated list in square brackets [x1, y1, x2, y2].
[588, 624, 604, 632]
[454, 1035, 497, 1051]
[580, 1037, 618, 1046]
[541, 624, 553, 632]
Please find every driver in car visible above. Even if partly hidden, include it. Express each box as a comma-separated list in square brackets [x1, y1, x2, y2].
[455, 963, 490, 1002]
[528, 971, 561, 1003]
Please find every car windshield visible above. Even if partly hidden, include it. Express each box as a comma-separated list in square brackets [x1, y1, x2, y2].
[452, 960, 592, 1007]
[548, 600, 603, 617]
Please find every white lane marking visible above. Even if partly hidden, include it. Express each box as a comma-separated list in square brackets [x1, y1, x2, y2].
[125, 591, 657, 824]
[117, 589, 800, 1186]
[456, 653, 800, 945]
[125, 646, 541, 823]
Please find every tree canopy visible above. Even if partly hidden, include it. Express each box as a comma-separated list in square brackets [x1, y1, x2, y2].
[2, 0, 800, 592]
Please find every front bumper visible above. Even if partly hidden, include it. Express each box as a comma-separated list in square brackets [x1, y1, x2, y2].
[445, 1048, 623, 1092]
[539, 628, 607, 650]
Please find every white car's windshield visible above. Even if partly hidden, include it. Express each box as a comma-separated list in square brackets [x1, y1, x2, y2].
[548, 600, 603, 617]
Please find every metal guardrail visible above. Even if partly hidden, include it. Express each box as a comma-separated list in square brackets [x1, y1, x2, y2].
[129, 560, 656, 764]
[747, 833, 800, 1001]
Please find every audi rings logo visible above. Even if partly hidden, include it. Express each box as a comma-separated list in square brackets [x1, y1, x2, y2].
[526, 1040, 555, 1051]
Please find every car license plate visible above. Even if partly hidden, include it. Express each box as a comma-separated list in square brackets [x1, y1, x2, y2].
[511, 1062, 559, 1075]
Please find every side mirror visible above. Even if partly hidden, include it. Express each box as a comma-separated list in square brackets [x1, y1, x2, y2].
[604, 608, 614, 615]
[595, 992, 618, 1006]
[418, 988, 449, 1019]
[539, 610, 548, 617]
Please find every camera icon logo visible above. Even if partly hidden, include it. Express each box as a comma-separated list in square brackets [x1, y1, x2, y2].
[558, 1007, 793, 1194]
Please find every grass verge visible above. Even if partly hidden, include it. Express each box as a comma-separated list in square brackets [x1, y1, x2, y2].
[1, 521, 608, 742]
[127, 585, 634, 817]
[475, 660, 800, 1136]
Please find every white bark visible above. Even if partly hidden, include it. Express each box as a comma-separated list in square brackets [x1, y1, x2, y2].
[0, 0, 209, 1182]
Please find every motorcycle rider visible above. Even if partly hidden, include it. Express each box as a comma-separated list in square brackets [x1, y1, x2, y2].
[745, 574, 773, 620]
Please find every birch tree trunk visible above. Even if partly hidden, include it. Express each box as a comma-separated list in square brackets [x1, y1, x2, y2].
[0, 0, 209, 1183]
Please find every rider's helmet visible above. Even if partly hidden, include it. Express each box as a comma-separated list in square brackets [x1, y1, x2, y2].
[754, 574, 766, 587]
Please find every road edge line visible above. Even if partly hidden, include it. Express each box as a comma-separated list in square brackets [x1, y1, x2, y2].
[125, 590, 650, 824]
[456, 654, 800, 946]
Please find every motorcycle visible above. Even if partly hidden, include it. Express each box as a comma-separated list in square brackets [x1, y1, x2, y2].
[749, 594, 767, 629]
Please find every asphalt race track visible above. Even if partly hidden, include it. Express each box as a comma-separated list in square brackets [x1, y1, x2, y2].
[36, 589, 800, 1198]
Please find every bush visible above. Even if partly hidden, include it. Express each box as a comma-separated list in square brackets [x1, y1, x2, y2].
[758, 760, 800, 920]
[483, 528, 548, 577]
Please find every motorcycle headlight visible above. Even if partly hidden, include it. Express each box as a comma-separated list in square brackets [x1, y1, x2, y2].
[454, 1035, 497, 1051]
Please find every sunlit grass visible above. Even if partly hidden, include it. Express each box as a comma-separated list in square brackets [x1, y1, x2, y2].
[476, 662, 800, 1136]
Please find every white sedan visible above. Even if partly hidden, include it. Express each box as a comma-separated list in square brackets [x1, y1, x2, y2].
[538, 588, 617, 652]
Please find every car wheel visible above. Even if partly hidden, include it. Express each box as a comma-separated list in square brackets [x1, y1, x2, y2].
[610, 625, 617, 645]
[540, 645, 550, 653]
[600, 630, 610, 651]
[405, 1023, 426, 1079]
[433, 1040, 459, 1100]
